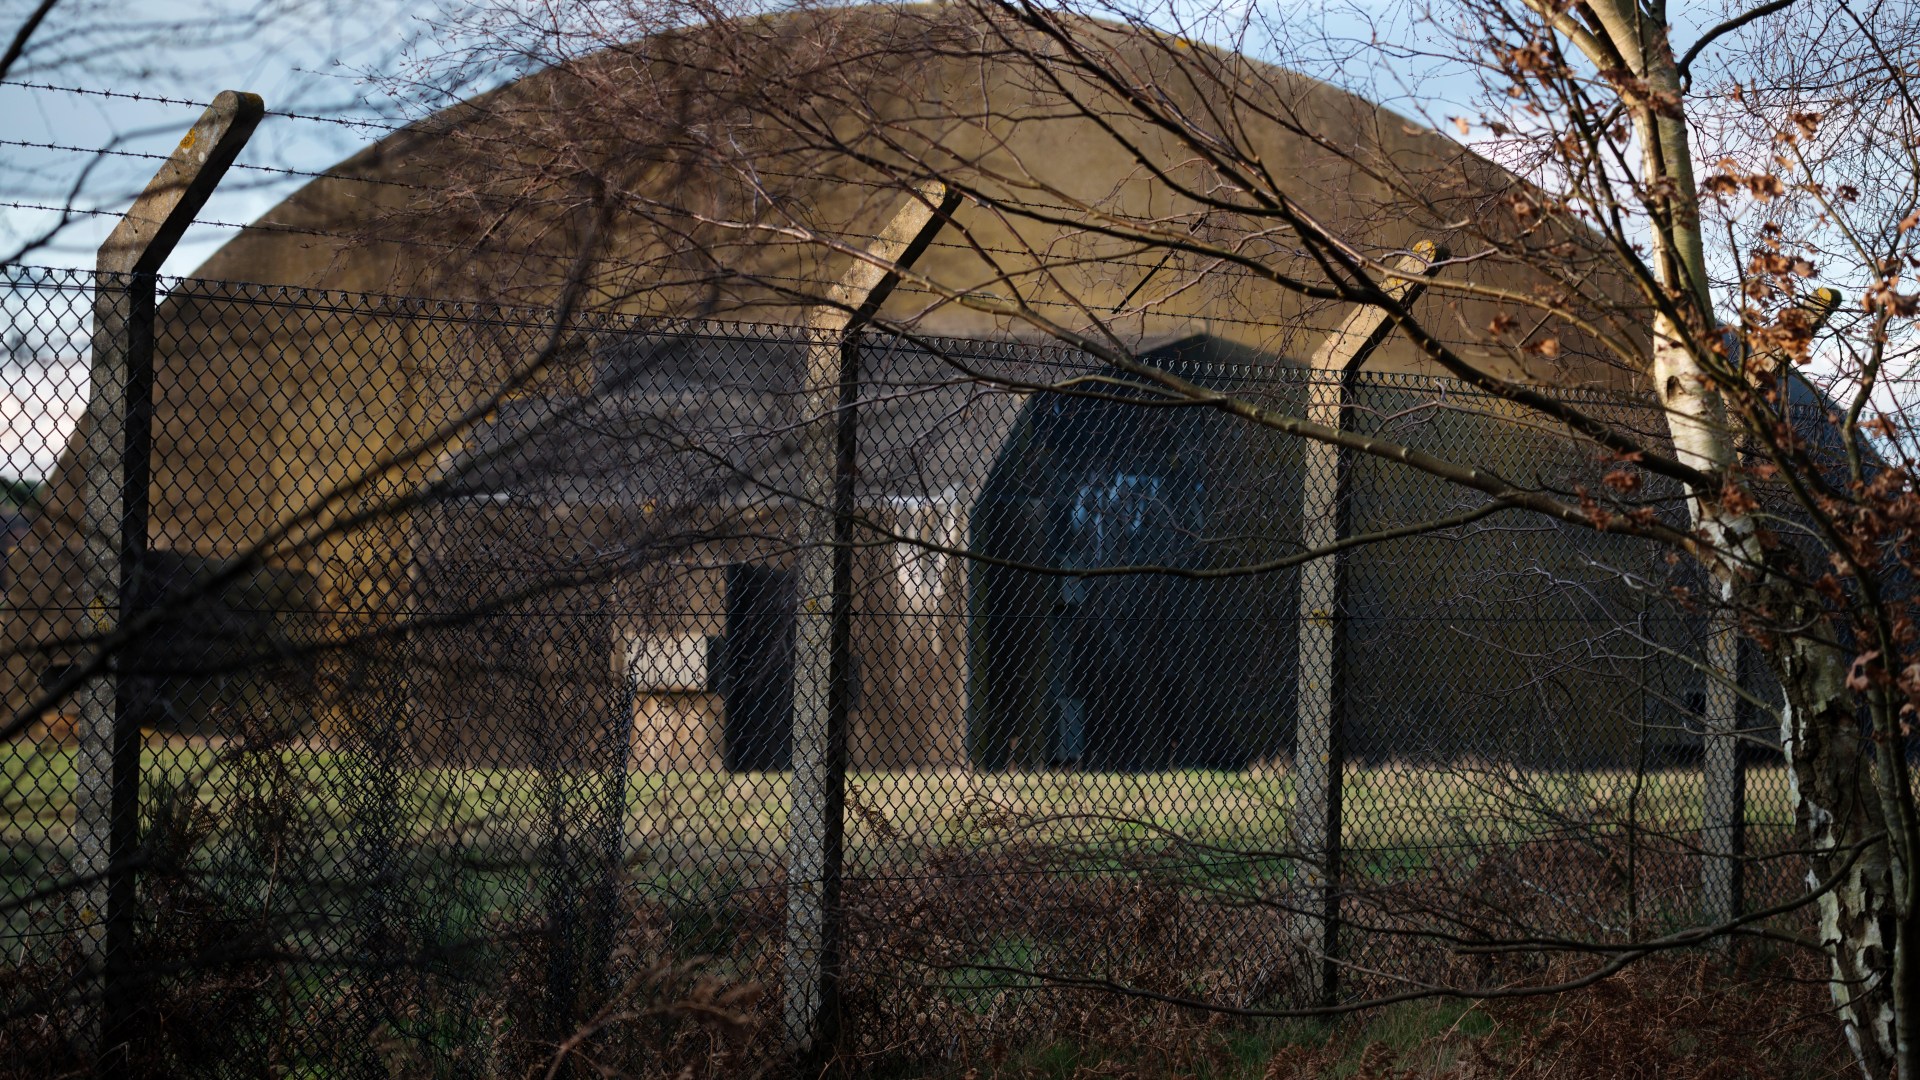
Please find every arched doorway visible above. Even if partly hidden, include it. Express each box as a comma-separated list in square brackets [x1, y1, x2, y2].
[966, 339, 1303, 771]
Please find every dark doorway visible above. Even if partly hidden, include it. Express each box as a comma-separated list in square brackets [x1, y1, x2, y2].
[719, 562, 796, 770]
[966, 337, 1304, 772]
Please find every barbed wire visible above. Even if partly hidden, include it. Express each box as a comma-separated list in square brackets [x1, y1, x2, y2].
[1, 79, 1475, 289]
[0, 79, 1122, 219]
[0, 199, 593, 268]
[0, 189, 1331, 296]
[0, 139, 419, 190]
[0, 213, 1441, 341]
[0, 82, 1548, 337]
[0, 79, 409, 132]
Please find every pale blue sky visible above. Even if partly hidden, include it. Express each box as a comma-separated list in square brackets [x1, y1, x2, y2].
[0, 0, 1759, 278]
[0, 0, 1771, 480]
[0, 0, 1506, 276]
[0, 0, 442, 479]
[0, 0, 440, 275]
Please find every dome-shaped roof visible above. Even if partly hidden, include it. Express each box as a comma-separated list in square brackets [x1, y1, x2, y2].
[187, 6, 1625, 385]
[1, 9, 1645, 730]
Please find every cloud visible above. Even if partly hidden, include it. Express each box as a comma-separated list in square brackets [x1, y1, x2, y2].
[0, 355, 85, 482]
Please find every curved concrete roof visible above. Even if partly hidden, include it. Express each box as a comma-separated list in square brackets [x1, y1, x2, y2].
[3, 8, 1639, 719]
[185, 6, 1622, 381]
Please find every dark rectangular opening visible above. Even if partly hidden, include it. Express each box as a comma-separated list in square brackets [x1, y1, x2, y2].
[718, 562, 795, 771]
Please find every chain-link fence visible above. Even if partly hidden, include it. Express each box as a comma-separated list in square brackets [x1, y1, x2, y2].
[0, 264, 1801, 1077]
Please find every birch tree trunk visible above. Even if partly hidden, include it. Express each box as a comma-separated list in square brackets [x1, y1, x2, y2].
[1544, 2, 1906, 1074]
[1772, 591, 1898, 1078]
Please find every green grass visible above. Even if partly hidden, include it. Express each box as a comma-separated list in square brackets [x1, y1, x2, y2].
[0, 738, 1802, 957]
[0, 739, 1832, 1080]
[1, 739, 1798, 865]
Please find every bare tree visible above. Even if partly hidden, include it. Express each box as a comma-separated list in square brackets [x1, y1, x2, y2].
[12, 0, 1920, 1073]
[0, 0, 430, 267]
[375, 2, 1920, 1076]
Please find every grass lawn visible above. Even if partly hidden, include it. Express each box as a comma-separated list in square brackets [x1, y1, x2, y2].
[1, 737, 1803, 954]
[1, 738, 1798, 867]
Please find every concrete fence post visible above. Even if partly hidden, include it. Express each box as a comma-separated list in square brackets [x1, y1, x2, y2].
[1293, 373, 1349, 1008]
[1292, 244, 1438, 1007]
[785, 184, 957, 1070]
[75, 90, 261, 1070]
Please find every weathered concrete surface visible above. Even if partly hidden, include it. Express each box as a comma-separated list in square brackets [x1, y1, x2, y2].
[3, 9, 1637, 741]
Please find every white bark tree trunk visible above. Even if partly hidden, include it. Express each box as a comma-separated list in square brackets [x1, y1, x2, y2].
[1540, 3, 1907, 1074]
[1774, 600, 1898, 1077]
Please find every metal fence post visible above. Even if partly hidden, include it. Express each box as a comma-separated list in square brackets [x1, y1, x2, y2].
[1701, 609, 1746, 932]
[74, 91, 261, 1069]
[785, 185, 957, 1069]
[1291, 244, 1437, 1006]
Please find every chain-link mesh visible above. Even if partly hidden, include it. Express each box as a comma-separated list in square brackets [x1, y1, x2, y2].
[0, 264, 1808, 1076]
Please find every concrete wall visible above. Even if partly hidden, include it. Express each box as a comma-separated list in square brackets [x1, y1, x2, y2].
[1, 9, 1645, 743]
[404, 499, 971, 771]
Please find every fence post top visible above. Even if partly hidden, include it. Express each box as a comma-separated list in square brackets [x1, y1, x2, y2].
[96, 89, 265, 277]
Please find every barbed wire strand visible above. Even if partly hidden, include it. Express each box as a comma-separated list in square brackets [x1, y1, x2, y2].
[0, 79, 1124, 218]
[2, 79, 1527, 295]
[0, 139, 420, 190]
[0, 189, 1356, 299]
